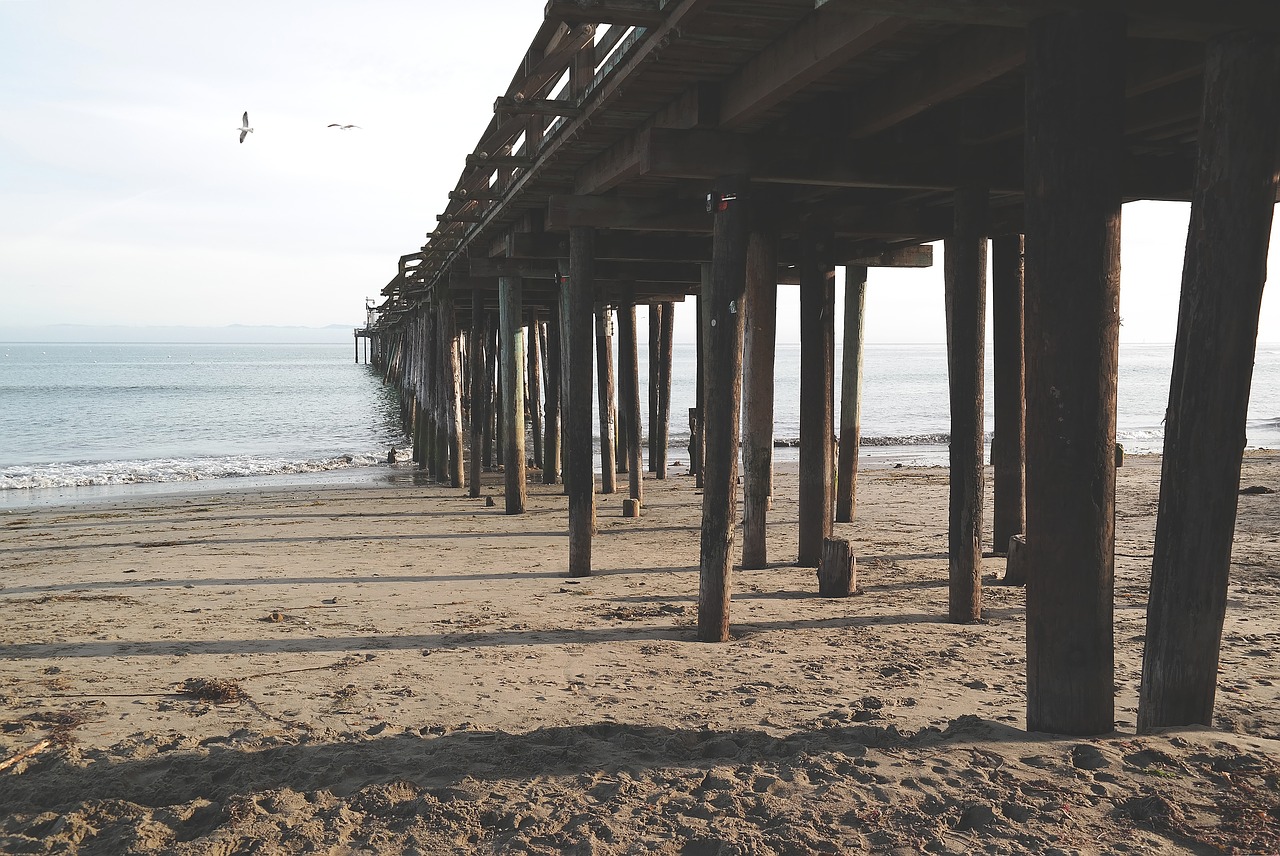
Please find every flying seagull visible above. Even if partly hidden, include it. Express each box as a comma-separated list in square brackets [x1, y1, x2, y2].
[238, 112, 254, 143]
[327, 123, 361, 130]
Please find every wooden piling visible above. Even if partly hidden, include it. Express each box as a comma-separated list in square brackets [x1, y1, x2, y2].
[818, 537, 856, 598]
[741, 226, 778, 570]
[648, 304, 661, 474]
[945, 186, 988, 624]
[836, 266, 867, 524]
[618, 299, 643, 508]
[443, 307, 465, 489]
[655, 301, 674, 479]
[528, 314, 544, 471]
[543, 306, 561, 485]
[595, 307, 617, 494]
[567, 227, 597, 576]
[499, 276, 527, 514]
[692, 284, 707, 486]
[699, 175, 750, 643]
[483, 315, 497, 469]
[1139, 31, 1280, 732]
[468, 296, 486, 497]
[1024, 11, 1125, 736]
[797, 224, 835, 567]
[992, 234, 1027, 559]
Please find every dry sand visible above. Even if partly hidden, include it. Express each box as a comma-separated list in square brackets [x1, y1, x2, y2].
[0, 453, 1277, 854]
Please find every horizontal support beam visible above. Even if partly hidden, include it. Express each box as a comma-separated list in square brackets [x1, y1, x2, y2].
[544, 0, 664, 27]
[494, 96, 583, 118]
[469, 257, 702, 283]
[818, 0, 1280, 39]
[718, 9, 907, 129]
[465, 154, 536, 169]
[449, 189, 505, 202]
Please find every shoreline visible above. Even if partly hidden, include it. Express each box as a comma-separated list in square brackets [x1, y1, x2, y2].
[1, 452, 1277, 853]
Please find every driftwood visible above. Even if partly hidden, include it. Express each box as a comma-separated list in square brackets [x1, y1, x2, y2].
[0, 739, 52, 774]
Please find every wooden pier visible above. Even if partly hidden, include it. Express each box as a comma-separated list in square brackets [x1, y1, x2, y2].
[361, 2, 1280, 736]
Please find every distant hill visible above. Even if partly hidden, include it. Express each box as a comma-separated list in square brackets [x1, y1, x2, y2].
[0, 324, 360, 344]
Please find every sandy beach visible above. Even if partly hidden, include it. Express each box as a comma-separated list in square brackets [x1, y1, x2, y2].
[1, 453, 1277, 854]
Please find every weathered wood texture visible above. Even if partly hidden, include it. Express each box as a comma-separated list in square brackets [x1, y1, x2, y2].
[797, 225, 835, 567]
[543, 307, 562, 484]
[648, 304, 662, 474]
[567, 227, 597, 576]
[945, 186, 988, 624]
[500, 277, 527, 514]
[698, 175, 750, 643]
[468, 298, 487, 497]
[835, 266, 867, 524]
[655, 301, 674, 478]
[444, 307, 465, 488]
[741, 228, 778, 570]
[1139, 31, 1280, 732]
[618, 300, 644, 505]
[529, 314, 544, 470]
[992, 233, 1027, 558]
[818, 537, 857, 598]
[595, 308, 617, 494]
[1024, 11, 1125, 736]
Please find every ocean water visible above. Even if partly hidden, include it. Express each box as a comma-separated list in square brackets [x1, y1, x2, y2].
[4, 341, 1280, 508]
[0, 343, 406, 506]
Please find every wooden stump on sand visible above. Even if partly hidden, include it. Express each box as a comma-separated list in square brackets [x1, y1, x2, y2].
[818, 537, 856, 597]
[1004, 534, 1027, 585]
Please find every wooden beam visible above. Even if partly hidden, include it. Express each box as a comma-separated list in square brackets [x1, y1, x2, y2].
[797, 224, 835, 568]
[991, 234, 1027, 561]
[845, 27, 1026, 139]
[945, 185, 988, 624]
[470, 257, 701, 283]
[717, 9, 908, 130]
[698, 175, 750, 642]
[567, 227, 596, 576]
[465, 154, 536, 169]
[546, 194, 710, 232]
[545, 0, 664, 27]
[494, 96, 583, 119]
[1024, 11, 1125, 737]
[1140, 32, 1280, 732]
[595, 308, 617, 495]
[741, 227, 778, 570]
[818, 0, 1280, 39]
[835, 267, 866, 525]
[515, 23, 596, 102]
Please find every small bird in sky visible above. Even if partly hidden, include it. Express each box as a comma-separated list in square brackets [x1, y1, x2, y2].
[238, 112, 254, 143]
[327, 123, 361, 130]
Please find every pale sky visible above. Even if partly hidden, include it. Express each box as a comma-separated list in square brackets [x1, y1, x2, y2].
[2, 2, 1277, 345]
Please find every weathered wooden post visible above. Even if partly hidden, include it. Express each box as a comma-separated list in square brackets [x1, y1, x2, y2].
[528, 313, 544, 471]
[945, 184, 988, 624]
[818, 537, 856, 598]
[992, 233, 1027, 561]
[559, 272, 573, 496]
[655, 301, 674, 479]
[493, 322, 505, 470]
[835, 266, 867, 524]
[1024, 11, 1125, 736]
[567, 227, 597, 576]
[797, 223, 835, 567]
[741, 226, 778, 569]
[699, 175, 750, 643]
[595, 307, 617, 494]
[483, 316, 497, 469]
[500, 276, 527, 513]
[1140, 31, 1280, 733]
[692, 282, 707, 485]
[468, 294, 487, 497]
[648, 304, 662, 474]
[543, 306, 561, 484]
[443, 306, 464, 489]
[618, 298, 643, 512]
